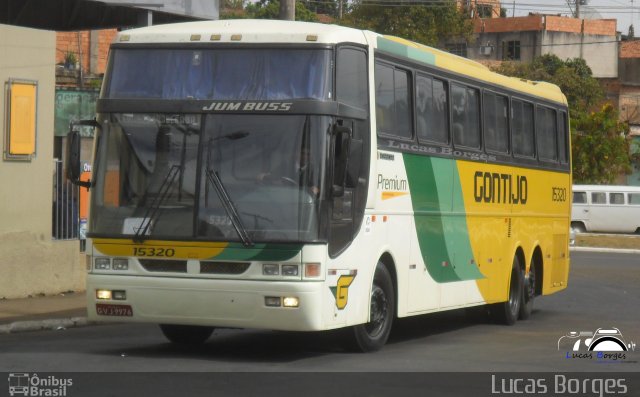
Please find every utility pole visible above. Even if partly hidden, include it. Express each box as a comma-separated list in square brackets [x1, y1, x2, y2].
[339, 0, 343, 19]
[576, 0, 580, 19]
[279, 0, 295, 20]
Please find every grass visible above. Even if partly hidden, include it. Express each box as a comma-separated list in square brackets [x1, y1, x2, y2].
[574, 233, 640, 250]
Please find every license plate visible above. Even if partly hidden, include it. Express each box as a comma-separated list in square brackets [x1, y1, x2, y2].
[96, 303, 133, 317]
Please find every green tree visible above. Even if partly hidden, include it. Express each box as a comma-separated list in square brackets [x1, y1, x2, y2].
[494, 54, 632, 183]
[300, 0, 337, 17]
[572, 104, 631, 184]
[339, 2, 473, 47]
[494, 54, 602, 117]
[244, 0, 319, 22]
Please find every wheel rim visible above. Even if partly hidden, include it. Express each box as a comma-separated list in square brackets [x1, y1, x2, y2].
[526, 265, 536, 301]
[365, 285, 388, 337]
[508, 269, 520, 316]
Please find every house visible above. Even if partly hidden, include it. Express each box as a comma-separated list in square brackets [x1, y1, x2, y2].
[469, 14, 618, 79]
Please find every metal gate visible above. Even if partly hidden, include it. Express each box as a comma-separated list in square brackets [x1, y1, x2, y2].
[53, 159, 79, 240]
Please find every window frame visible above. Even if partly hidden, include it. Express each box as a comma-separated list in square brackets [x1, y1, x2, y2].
[374, 60, 414, 141]
[482, 89, 510, 155]
[511, 97, 536, 159]
[536, 104, 559, 163]
[450, 82, 482, 150]
[415, 72, 450, 146]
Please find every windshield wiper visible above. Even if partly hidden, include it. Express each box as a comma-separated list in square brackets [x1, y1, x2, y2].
[205, 169, 254, 247]
[134, 165, 180, 242]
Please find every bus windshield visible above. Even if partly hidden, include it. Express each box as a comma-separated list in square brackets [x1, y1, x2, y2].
[90, 113, 328, 242]
[106, 48, 333, 100]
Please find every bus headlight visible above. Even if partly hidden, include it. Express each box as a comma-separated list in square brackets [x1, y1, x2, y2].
[94, 258, 111, 270]
[262, 264, 279, 276]
[112, 258, 129, 271]
[283, 297, 299, 308]
[281, 264, 299, 277]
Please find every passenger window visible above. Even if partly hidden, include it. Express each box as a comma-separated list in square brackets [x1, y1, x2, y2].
[484, 92, 509, 153]
[512, 99, 535, 157]
[559, 111, 568, 163]
[375, 62, 412, 139]
[628, 193, 640, 205]
[573, 191, 587, 204]
[536, 106, 557, 161]
[451, 83, 480, 149]
[591, 192, 606, 204]
[416, 74, 449, 144]
[610, 193, 625, 205]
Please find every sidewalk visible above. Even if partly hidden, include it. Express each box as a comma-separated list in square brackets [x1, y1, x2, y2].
[0, 291, 88, 334]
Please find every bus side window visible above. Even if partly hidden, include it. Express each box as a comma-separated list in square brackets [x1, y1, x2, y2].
[451, 83, 480, 149]
[591, 192, 606, 204]
[573, 191, 587, 204]
[610, 192, 625, 205]
[374, 62, 413, 139]
[416, 74, 449, 145]
[512, 99, 535, 158]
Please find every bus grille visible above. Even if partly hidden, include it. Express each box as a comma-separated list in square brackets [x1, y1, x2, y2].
[139, 259, 188, 273]
[200, 261, 251, 275]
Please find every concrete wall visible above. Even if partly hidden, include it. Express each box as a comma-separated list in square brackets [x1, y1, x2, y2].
[541, 31, 618, 78]
[0, 24, 83, 299]
[472, 15, 618, 79]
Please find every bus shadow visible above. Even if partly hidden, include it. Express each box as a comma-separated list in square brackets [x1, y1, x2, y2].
[94, 309, 496, 363]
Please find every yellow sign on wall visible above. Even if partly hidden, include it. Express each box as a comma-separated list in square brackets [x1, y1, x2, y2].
[6, 80, 37, 159]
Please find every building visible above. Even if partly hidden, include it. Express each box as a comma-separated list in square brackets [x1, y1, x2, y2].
[618, 40, 640, 185]
[1, 24, 84, 298]
[469, 14, 618, 79]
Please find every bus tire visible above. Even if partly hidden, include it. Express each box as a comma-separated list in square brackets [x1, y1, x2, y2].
[490, 256, 523, 326]
[348, 262, 395, 352]
[519, 258, 536, 320]
[159, 324, 214, 345]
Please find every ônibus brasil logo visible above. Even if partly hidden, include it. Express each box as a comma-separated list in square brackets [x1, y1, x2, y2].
[558, 327, 636, 362]
[8, 373, 73, 397]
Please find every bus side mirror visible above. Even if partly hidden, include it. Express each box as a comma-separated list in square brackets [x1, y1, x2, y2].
[331, 122, 352, 197]
[65, 120, 97, 189]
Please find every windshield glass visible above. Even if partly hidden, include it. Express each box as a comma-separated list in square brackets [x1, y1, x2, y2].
[90, 113, 328, 242]
[106, 48, 333, 100]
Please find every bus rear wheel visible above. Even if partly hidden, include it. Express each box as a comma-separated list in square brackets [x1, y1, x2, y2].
[159, 324, 214, 345]
[348, 262, 395, 352]
[519, 258, 536, 320]
[490, 256, 523, 326]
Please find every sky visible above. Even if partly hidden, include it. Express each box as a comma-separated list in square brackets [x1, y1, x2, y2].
[508, 0, 639, 34]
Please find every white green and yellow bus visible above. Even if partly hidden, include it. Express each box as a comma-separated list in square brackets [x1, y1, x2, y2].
[66, 19, 571, 352]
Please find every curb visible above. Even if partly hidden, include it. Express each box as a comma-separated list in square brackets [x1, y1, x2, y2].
[0, 317, 91, 334]
[570, 246, 640, 254]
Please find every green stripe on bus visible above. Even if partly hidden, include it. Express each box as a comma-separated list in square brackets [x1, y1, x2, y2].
[403, 154, 483, 282]
[377, 37, 436, 65]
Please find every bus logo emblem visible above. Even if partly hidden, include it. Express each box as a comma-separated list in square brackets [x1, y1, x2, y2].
[331, 275, 355, 310]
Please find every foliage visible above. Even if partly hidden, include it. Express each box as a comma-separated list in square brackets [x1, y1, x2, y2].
[494, 54, 634, 183]
[300, 0, 337, 17]
[493, 54, 602, 117]
[339, 2, 474, 47]
[572, 104, 631, 184]
[244, 0, 319, 22]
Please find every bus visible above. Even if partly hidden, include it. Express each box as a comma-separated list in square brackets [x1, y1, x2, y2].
[66, 19, 572, 352]
[572, 185, 640, 233]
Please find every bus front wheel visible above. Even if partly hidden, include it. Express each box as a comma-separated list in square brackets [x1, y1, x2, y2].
[348, 262, 395, 352]
[159, 324, 214, 345]
[490, 256, 523, 326]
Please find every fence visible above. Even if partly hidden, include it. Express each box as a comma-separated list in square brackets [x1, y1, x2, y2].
[53, 159, 79, 240]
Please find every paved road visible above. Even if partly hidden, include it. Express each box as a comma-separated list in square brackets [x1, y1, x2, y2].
[1, 251, 638, 374]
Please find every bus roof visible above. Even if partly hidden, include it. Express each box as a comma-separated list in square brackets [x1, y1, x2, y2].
[116, 19, 567, 105]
